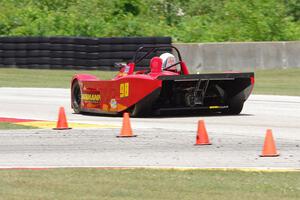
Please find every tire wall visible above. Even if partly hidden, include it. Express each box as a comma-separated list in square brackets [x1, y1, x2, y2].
[0, 37, 172, 70]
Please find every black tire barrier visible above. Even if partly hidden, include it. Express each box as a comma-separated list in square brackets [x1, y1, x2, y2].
[96, 37, 171, 44]
[51, 51, 74, 58]
[0, 36, 172, 70]
[49, 37, 74, 44]
[27, 57, 51, 65]
[73, 37, 99, 45]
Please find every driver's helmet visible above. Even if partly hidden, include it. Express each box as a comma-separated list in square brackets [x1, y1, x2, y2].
[160, 53, 176, 69]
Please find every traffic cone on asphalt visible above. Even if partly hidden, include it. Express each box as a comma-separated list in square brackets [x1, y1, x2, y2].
[53, 107, 72, 130]
[195, 120, 211, 145]
[260, 129, 279, 157]
[117, 112, 136, 137]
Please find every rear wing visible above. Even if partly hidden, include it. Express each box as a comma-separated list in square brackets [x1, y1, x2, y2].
[158, 72, 254, 81]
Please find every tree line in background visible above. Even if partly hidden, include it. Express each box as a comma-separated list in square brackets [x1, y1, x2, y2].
[0, 0, 299, 42]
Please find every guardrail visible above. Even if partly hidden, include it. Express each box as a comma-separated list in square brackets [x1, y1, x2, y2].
[174, 42, 300, 71]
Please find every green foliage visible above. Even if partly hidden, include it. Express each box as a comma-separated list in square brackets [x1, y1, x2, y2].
[285, 0, 300, 21]
[0, 0, 299, 42]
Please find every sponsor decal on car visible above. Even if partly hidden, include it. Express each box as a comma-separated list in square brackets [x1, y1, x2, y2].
[110, 99, 117, 109]
[209, 106, 221, 109]
[82, 93, 101, 102]
[120, 82, 129, 98]
[102, 104, 109, 111]
[209, 106, 228, 109]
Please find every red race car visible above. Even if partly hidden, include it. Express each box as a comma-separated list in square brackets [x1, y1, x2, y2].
[71, 46, 254, 116]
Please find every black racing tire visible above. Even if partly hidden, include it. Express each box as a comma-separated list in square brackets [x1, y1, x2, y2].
[226, 97, 244, 115]
[130, 103, 151, 117]
[154, 37, 172, 44]
[36, 43, 51, 50]
[0, 37, 31, 43]
[74, 59, 124, 66]
[26, 57, 50, 65]
[61, 58, 75, 65]
[50, 58, 63, 65]
[84, 45, 100, 52]
[23, 44, 39, 50]
[98, 44, 140, 52]
[73, 52, 88, 59]
[36, 37, 51, 43]
[73, 37, 99, 45]
[0, 50, 16, 57]
[97, 37, 148, 44]
[71, 45, 86, 52]
[130, 89, 161, 117]
[50, 44, 72, 51]
[23, 50, 38, 57]
[36, 50, 51, 57]
[50, 37, 75, 44]
[2, 58, 16, 65]
[84, 53, 99, 59]
[130, 102, 150, 117]
[51, 51, 74, 58]
[14, 58, 27, 65]
[0, 37, 15, 43]
[97, 51, 135, 59]
[0, 44, 17, 50]
[71, 81, 82, 114]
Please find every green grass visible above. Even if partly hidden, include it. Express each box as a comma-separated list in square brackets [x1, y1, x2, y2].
[253, 68, 300, 96]
[0, 169, 299, 200]
[0, 68, 299, 95]
[0, 122, 36, 129]
[0, 68, 117, 88]
[0, 68, 299, 199]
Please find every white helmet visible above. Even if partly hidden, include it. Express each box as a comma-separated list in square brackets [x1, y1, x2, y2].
[160, 53, 176, 69]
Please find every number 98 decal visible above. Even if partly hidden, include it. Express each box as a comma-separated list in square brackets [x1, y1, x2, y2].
[120, 82, 129, 98]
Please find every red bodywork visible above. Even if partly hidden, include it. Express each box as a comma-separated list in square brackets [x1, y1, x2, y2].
[71, 46, 254, 116]
[71, 59, 189, 115]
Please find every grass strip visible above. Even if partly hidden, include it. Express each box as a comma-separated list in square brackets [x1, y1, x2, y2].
[253, 68, 300, 96]
[0, 68, 117, 88]
[0, 168, 299, 200]
[0, 122, 37, 129]
[0, 68, 300, 96]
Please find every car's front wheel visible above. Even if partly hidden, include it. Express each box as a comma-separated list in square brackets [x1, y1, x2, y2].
[71, 81, 82, 114]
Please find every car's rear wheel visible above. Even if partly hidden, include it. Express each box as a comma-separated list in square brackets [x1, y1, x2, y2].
[226, 97, 244, 115]
[130, 101, 152, 117]
[72, 81, 82, 114]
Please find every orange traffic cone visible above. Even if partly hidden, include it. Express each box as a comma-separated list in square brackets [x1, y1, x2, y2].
[195, 120, 211, 145]
[260, 129, 279, 157]
[117, 112, 136, 137]
[53, 107, 72, 130]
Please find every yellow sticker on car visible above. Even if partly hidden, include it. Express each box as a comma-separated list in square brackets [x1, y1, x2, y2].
[209, 106, 221, 109]
[120, 82, 129, 98]
[82, 93, 101, 102]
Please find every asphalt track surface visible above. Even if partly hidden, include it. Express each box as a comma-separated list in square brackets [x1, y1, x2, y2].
[0, 87, 299, 169]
